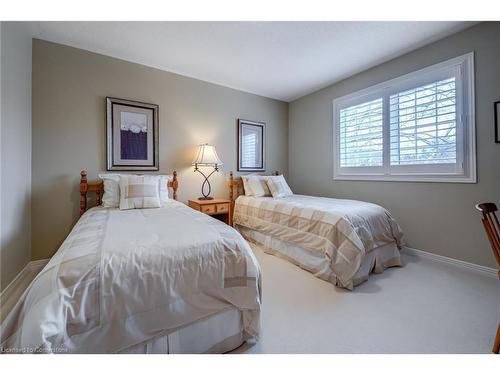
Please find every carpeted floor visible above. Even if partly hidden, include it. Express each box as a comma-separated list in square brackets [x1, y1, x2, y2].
[233, 245, 500, 354]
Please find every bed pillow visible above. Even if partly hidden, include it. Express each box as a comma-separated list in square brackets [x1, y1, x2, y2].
[119, 175, 161, 210]
[266, 175, 293, 198]
[242, 175, 271, 197]
[158, 175, 173, 203]
[99, 173, 173, 207]
[98, 174, 120, 207]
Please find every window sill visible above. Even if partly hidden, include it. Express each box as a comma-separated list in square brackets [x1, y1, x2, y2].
[332, 174, 477, 183]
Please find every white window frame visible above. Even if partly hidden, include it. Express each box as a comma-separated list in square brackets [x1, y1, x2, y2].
[333, 52, 476, 183]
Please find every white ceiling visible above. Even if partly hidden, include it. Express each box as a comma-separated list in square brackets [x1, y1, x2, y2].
[32, 21, 475, 102]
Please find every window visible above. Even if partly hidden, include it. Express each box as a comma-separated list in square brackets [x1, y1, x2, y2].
[333, 53, 475, 183]
[340, 98, 383, 168]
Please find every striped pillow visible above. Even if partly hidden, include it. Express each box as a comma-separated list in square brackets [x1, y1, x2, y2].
[119, 175, 161, 210]
[266, 175, 293, 198]
[100, 174, 172, 208]
[242, 175, 271, 197]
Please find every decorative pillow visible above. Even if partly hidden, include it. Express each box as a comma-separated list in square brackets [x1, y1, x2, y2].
[99, 173, 172, 207]
[158, 175, 173, 203]
[119, 175, 161, 210]
[98, 174, 120, 207]
[242, 175, 271, 197]
[266, 175, 293, 198]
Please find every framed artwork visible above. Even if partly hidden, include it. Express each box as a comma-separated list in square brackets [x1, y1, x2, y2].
[106, 97, 159, 170]
[495, 101, 500, 143]
[238, 119, 266, 172]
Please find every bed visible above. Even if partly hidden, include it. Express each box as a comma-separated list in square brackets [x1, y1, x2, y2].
[229, 172, 404, 290]
[0, 171, 261, 354]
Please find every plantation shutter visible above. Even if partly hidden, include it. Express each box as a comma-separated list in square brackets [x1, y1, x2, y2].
[389, 77, 457, 166]
[339, 98, 384, 168]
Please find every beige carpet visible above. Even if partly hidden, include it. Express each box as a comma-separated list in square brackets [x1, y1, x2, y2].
[234, 245, 500, 354]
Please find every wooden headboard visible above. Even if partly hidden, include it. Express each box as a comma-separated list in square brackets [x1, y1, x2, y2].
[228, 170, 279, 208]
[79, 170, 179, 215]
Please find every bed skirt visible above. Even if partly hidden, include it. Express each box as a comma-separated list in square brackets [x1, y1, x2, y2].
[120, 309, 247, 354]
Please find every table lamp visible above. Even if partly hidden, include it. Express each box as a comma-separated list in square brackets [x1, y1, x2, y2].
[192, 143, 223, 200]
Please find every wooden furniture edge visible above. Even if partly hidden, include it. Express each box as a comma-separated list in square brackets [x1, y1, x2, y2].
[228, 170, 279, 226]
[79, 170, 179, 215]
[188, 198, 231, 225]
[188, 198, 231, 205]
[475, 202, 500, 353]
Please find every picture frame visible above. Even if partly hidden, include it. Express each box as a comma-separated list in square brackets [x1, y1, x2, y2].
[106, 97, 159, 171]
[238, 119, 266, 172]
[495, 101, 500, 143]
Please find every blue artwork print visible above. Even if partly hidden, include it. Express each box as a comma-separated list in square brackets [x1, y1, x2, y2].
[120, 111, 148, 160]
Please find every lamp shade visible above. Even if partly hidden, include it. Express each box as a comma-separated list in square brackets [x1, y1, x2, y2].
[192, 144, 223, 166]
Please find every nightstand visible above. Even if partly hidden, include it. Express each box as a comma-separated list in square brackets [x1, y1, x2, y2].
[188, 198, 231, 225]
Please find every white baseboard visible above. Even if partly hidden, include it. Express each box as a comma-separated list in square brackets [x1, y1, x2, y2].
[403, 247, 498, 278]
[0, 258, 49, 322]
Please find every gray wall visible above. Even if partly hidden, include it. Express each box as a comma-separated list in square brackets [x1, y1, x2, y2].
[0, 22, 32, 291]
[289, 22, 500, 268]
[32, 39, 288, 261]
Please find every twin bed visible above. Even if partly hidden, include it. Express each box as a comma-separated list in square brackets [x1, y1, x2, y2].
[1, 171, 261, 354]
[229, 173, 404, 290]
[1, 170, 404, 354]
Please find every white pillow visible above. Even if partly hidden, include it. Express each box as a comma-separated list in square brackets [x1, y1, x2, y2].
[119, 175, 161, 210]
[99, 173, 172, 207]
[98, 174, 120, 207]
[158, 175, 173, 203]
[266, 175, 293, 198]
[242, 175, 271, 197]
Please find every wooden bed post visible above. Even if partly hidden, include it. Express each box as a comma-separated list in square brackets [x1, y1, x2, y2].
[80, 170, 88, 216]
[229, 171, 234, 226]
[96, 186, 102, 207]
[171, 170, 178, 200]
[229, 171, 234, 202]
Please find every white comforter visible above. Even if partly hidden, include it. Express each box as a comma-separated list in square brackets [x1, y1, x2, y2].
[1, 202, 261, 353]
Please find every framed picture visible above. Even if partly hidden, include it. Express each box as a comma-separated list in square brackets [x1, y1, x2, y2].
[106, 97, 159, 170]
[238, 119, 266, 172]
[495, 101, 500, 143]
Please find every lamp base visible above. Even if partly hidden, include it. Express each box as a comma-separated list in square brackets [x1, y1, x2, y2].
[198, 196, 214, 200]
